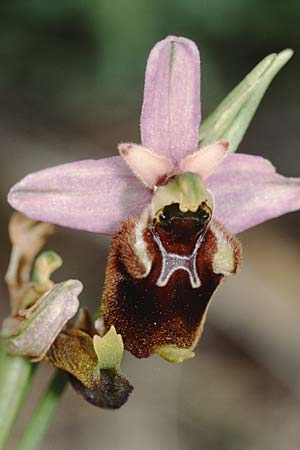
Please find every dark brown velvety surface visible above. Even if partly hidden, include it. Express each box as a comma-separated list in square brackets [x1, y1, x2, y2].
[102, 216, 241, 358]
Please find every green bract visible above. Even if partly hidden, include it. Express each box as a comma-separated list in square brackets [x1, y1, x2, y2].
[199, 49, 293, 152]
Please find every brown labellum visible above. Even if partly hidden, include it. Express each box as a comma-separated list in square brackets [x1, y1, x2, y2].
[102, 200, 241, 361]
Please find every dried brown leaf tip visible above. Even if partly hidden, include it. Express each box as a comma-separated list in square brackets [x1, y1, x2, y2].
[47, 324, 133, 409]
[5, 212, 55, 313]
[102, 173, 242, 362]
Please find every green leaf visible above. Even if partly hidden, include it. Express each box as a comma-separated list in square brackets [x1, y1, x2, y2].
[199, 49, 293, 153]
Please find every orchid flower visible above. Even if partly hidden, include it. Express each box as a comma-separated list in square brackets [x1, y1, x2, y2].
[7, 36, 300, 363]
[7, 36, 300, 236]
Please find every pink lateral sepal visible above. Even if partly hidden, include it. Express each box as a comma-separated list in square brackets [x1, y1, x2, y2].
[8, 156, 152, 235]
[206, 153, 300, 234]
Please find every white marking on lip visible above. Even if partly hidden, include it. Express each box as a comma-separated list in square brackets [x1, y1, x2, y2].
[152, 231, 205, 288]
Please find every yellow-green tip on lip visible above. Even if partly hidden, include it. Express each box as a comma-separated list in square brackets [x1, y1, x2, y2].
[156, 345, 195, 363]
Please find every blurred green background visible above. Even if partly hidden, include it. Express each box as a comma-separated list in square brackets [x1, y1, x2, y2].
[0, 1, 299, 450]
[0, 0, 299, 117]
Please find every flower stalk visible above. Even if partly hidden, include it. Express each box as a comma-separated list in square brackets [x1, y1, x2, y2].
[16, 370, 68, 450]
[0, 347, 35, 450]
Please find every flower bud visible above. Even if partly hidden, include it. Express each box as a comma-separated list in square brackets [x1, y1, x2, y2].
[1, 280, 82, 361]
[46, 326, 133, 409]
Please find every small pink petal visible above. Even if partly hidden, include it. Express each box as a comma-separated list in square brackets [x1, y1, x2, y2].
[8, 156, 151, 235]
[206, 154, 300, 234]
[141, 36, 201, 164]
[119, 143, 173, 188]
[179, 141, 229, 179]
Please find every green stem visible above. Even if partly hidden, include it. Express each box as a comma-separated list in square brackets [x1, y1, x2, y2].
[17, 370, 68, 450]
[0, 347, 35, 450]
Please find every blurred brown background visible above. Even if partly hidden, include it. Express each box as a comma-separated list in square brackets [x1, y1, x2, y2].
[0, 1, 300, 449]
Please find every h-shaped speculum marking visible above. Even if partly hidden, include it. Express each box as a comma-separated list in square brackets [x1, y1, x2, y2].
[152, 231, 206, 288]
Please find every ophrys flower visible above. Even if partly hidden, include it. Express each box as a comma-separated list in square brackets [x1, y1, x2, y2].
[8, 36, 300, 362]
